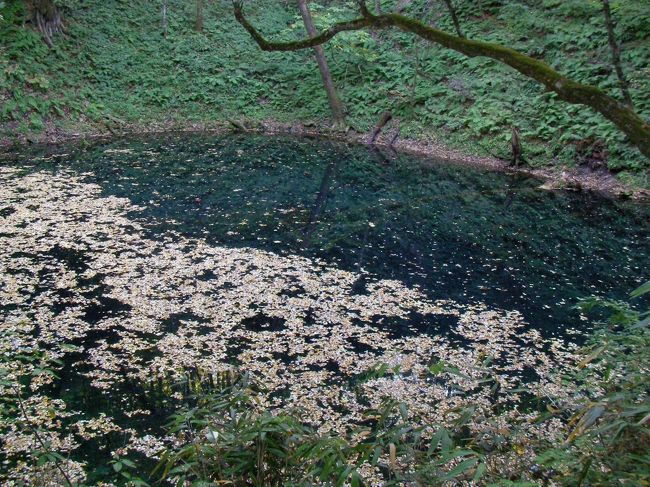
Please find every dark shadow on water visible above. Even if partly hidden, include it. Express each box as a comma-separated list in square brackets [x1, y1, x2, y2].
[160, 312, 208, 334]
[9, 132, 650, 336]
[242, 313, 287, 332]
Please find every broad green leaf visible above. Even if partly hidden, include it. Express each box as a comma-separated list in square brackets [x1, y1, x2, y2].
[443, 457, 478, 479]
[630, 280, 650, 299]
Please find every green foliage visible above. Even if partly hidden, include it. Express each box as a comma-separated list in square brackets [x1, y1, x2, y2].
[156, 372, 488, 486]
[0, 0, 649, 182]
[152, 279, 650, 486]
[0, 326, 153, 486]
[531, 280, 650, 485]
[0, 326, 75, 486]
[110, 456, 150, 486]
[2, 282, 648, 485]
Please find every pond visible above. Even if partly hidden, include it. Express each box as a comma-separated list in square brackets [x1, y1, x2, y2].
[1, 133, 648, 484]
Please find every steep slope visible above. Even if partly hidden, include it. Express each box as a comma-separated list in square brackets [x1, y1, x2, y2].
[1, 0, 648, 186]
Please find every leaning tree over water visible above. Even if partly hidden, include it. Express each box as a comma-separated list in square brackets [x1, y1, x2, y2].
[233, 0, 650, 160]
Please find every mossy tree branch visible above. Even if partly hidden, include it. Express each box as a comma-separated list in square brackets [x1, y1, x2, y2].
[233, 1, 372, 51]
[232, 0, 650, 160]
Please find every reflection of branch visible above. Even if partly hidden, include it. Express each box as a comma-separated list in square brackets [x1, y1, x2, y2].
[350, 222, 373, 294]
[232, 0, 650, 159]
[501, 188, 516, 215]
[13, 385, 75, 487]
[356, 222, 371, 272]
[302, 160, 339, 247]
[369, 143, 397, 165]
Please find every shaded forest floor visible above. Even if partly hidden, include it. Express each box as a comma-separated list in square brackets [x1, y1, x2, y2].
[1, 0, 649, 194]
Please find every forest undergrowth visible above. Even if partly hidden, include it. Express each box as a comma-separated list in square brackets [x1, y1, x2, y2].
[1, 0, 649, 188]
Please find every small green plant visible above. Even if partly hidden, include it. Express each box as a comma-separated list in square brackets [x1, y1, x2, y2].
[110, 455, 149, 487]
[531, 280, 650, 485]
[156, 372, 487, 486]
[0, 327, 76, 486]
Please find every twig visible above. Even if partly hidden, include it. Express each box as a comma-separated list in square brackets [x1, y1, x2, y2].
[13, 385, 75, 487]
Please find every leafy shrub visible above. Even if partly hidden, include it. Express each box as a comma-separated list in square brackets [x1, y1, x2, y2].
[537, 281, 650, 485]
[156, 372, 488, 486]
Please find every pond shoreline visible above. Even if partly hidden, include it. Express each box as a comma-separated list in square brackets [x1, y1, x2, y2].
[2, 119, 648, 201]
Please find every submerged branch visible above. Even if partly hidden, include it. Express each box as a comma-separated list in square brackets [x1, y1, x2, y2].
[232, 0, 650, 160]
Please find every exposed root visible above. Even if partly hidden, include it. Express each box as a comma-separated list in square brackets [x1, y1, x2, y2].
[30, 0, 64, 48]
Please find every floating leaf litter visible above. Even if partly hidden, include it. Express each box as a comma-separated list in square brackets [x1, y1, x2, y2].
[0, 167, 581, 485]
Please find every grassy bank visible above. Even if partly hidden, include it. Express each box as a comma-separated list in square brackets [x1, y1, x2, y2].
[1, 0, 649, 188]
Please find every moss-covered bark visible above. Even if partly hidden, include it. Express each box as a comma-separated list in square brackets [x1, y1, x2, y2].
[233, 3, 371, 52]
[232, 1, 650, 160]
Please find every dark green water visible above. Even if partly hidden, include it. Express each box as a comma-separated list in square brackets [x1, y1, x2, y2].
[13, 133, 650, 336]
[3, 133, 649, 484]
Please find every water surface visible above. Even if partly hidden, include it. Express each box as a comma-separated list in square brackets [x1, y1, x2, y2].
[1, 133, 648, 484]
[13, 133, 649, 334]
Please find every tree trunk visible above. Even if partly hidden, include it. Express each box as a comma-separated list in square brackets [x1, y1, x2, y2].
[161, 0, 168, 38]
[297, 0, 346, 126]
[195, 0, 204, 32]
[602, 0, 633, 107]
[442, 0, 463, 38]
[30, 0, 63, 47]
[510, 126, 522, 166]
[233, 2, 650, 160]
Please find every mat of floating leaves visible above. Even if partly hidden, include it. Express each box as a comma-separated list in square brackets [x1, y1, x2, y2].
[0, 167, 580, 484]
